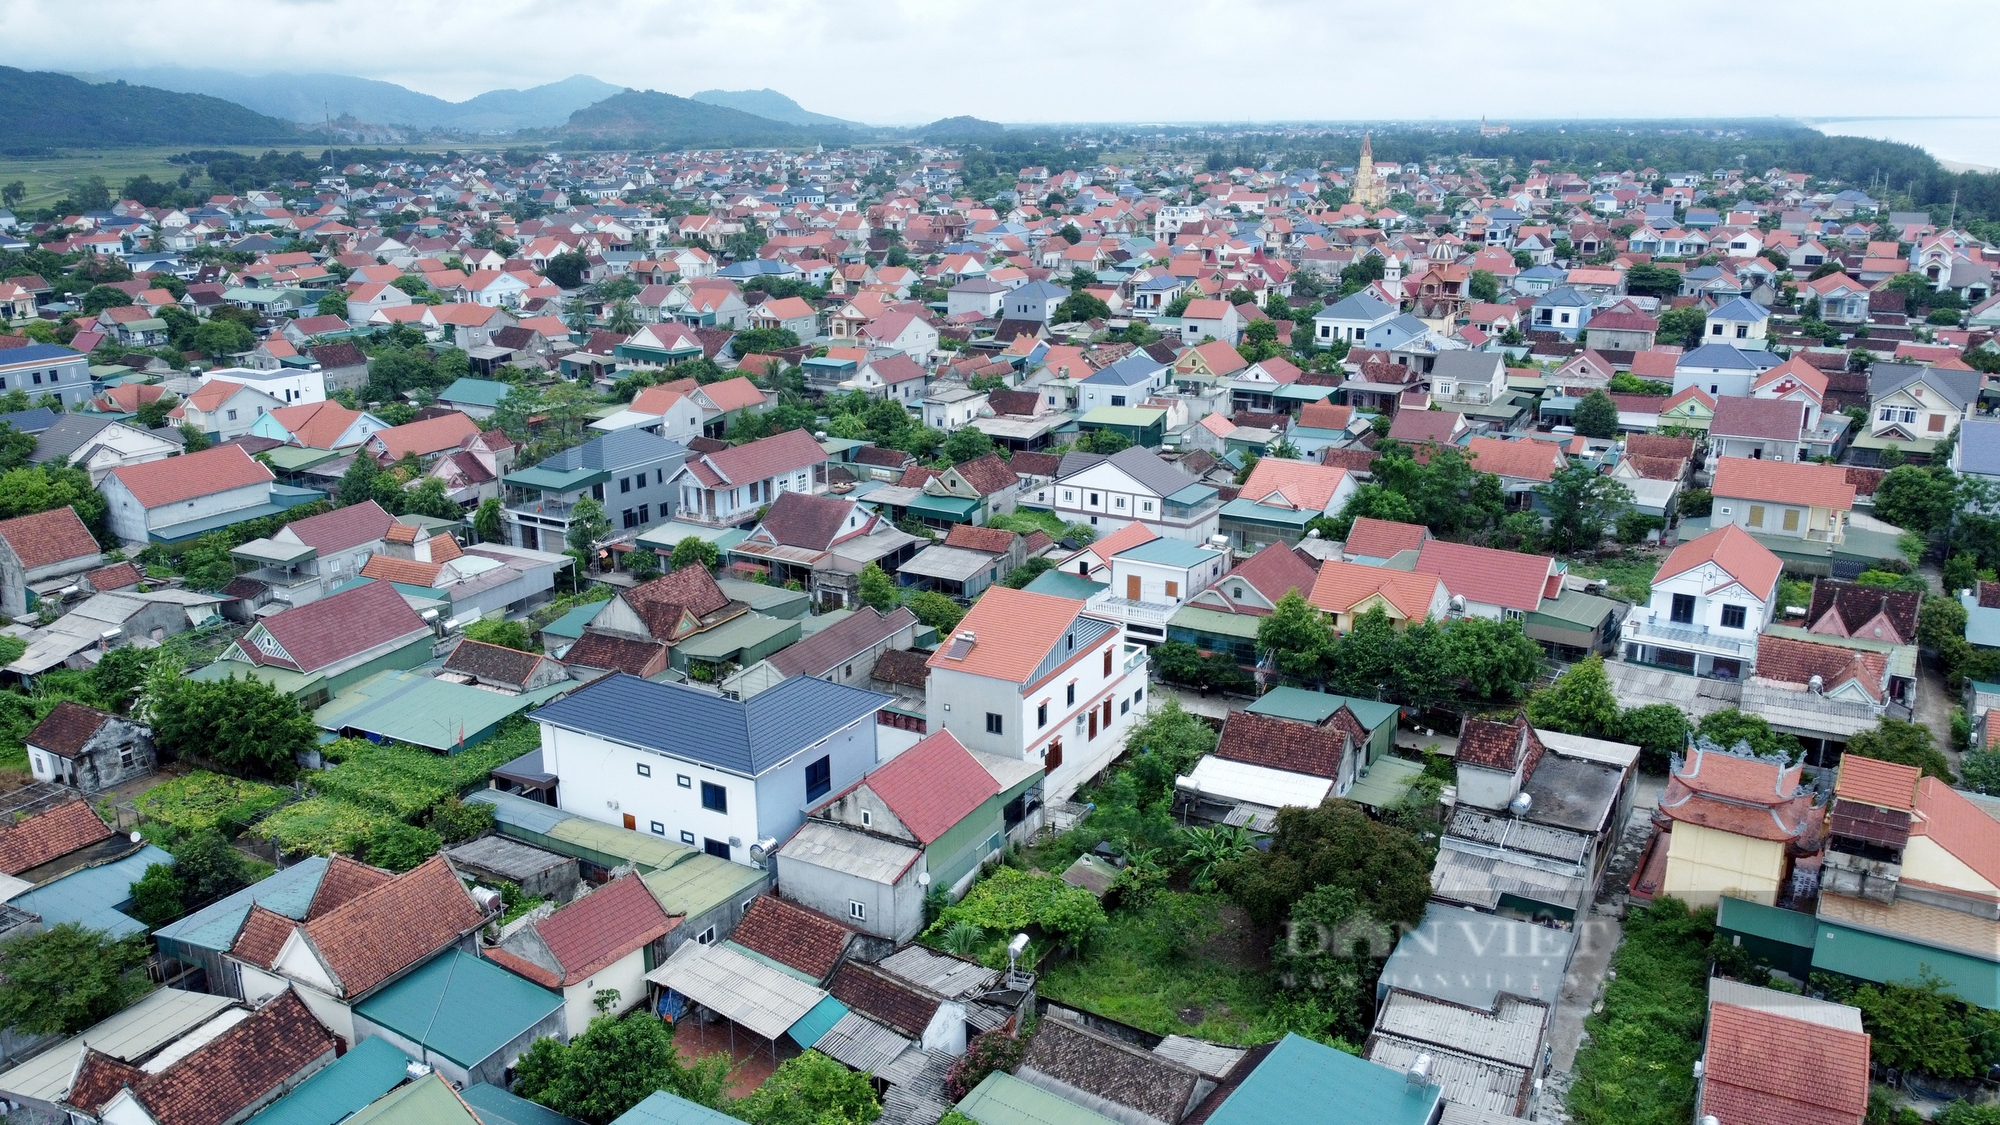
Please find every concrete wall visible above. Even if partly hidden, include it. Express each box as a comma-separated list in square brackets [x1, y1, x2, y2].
[775, 847, 926, 941]
[1663, 822, 1786, 907]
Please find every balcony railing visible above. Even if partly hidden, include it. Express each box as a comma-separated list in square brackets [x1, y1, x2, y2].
[1622, 616, 1757, 658]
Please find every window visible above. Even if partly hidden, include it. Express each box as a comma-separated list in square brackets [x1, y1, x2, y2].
[1115, 497, 1126, 509]
[1089, 492, 1100, 505]
[1747, 505, 1765, 528]
[805, 755, 831, 802]
[848, 901, 867, 921]
[621, 476, 632, 493]
[1142, 501, 1154, 513]
[1110, 395, 1126, 407]
[1103, 649, 1114, 676]
[1066, 683, 1076, 706]
[985, 712, 1003, 735]
[226, 408, 237, 420]
[650, 821, 665, 835]
[622, 508, 638, 529]
[636, 763, 652, 777]
[1721, 604, 1746, 629]
[1165, 581, 1178, 598]
[1038, 702, 1049, 727]
[860, 810, 872, 826]
[701, 782, 728, 813]
[1735, 324, 1748, 339]
[1063, 490, 1074, 502]
[677, 774, 692, 788]
[680, 830, 696, 844]
[1670, 593, 1696, 624]
[704, 838, 731, 858]
[696, 926, 716, 945]
[1782, 509, 1800, 532]
[1134, 688, 1144, 704]
[1712, 323, 1725, 336]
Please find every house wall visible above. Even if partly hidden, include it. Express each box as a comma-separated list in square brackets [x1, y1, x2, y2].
[775, 847, 927, 942]
[558, 946, 648, 1037]
[925, 796, 1006, 895]
[1901, 836, 2000, 897]
[750, 720, 878, 859]
[1662, 822, 1787, 907]
[103, 478, 272, 545]
[925, 643, 1147, 802]
[26, 720, 155, 791]
[1711, 496, 1841, 541]
[1644, 566, 1772, 636]
[1456, 763, 1522, 812]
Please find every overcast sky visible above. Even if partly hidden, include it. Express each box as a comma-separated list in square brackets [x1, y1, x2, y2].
[7, 0, 1999, 125]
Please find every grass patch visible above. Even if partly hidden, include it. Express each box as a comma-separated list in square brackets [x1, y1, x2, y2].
[1566, 550, 1661, 605]
[254, 795, 400, 857]
[985, 509, 1070, 538]
[0, 146, 222, 210]
[135, 771, 289, 840]
[1038, 891, 1283, 1045]
[1566, 898, 1715, 1125]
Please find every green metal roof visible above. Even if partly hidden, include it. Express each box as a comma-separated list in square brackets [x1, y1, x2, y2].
[1718, 896, 1818, 949]
[190, 660, 326, 698]
[1078, 406, 1168, 426]
[352, 951, 561, 1069]
[958, 1071, 1123, 1125]
[635, 521, 750, 553]
[156, 855, 328, 954]
[345, 1073, 479, 1125]
[1528, 588, 1624, 629]
[540, 600, 609, 640]
[1814, 916, 2000, 1008]
[671, 612, 801, 661]
[1344, 754, 1422, 809]
[439, 377, 514, 408]
[1166, 482, 1218, 505]
[261, 446, 343, 471]
[787, 994, 850, 1048]
[459, 1085, 583, 1125]
[1024, 570, 1109, 600]
[1218, 497, 1311, 527]
[641, 854, 767, 918]
[609, 1092, 743, 1125]
[505, 465, 609, 492]
[1116, 537, 1220, 567]
[313, 670, 571, 751]
[1272, 383, 1339, 402]
[1204, 1034, 1440, 1125]
[1165, 604, 1260, 639]
[9, 845, 169, 938]
[545, 817, 699, 873]
[248, 1036, 410, 1125]
[906, 492, 982, 520]
[716, 577, 812, 619]
[1246, 686, 1398, 731]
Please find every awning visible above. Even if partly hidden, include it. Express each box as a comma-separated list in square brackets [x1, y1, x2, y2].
[787, 994, 850, 1049]
[644, 940, 828, 1041]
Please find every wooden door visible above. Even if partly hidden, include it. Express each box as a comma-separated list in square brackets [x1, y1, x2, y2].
[1088, 709, 1098, 740]
[622, 813, 636, 831]
[1046, 740, 1063, 771]
[1102, 700, 1113, 729]
[1126, 575, 1141, 600]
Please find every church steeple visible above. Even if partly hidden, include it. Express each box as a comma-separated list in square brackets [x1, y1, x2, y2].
[1352, 131, 1387, 209]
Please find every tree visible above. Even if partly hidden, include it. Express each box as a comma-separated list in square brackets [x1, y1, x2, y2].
[1695, 708, 1799, 759]
[473, 496, 505, 543]
[1467, 269, 1500, 303]
[906, 590, 965, 633]
[0, 181, 22, 208]
[1848, 972, 1992, 1079]
[1215, 800, 1433, 930]
[857, 563, 900, 612]
[192, 318, 254, 360]
[400, 477, 461, 520]
[148, 675, 315, 780]
[1623, 263, 1683, 299]
[360, 822, 442, 872]
[565, 498, 609, 563]
[127, 862, 184, 928]
[1527, 655, 1619, 737]
[134, 395, 176, 430]
[79, 284, 134, 315]
[1054, 292, 1111, 323]
[1257, 590, 1335, 685]
[1539, 464, 1633, 554]
[1615, 704, 1690, 768]
[336, 452, 385, 508]
[1439, 616, 1544, 700]
[732, 326, 800, 355]
[178, 423, 210, 453]
[1001, 556, 1055, 589]
[1847, 718, 1956, 781]
[464, 618, 535, 651]
[733, 1050, 882, 1125]
[315, 292, 348, 319]
[0, 465, 109, 539]
[669, 536, 719, 572]
[1571, 389, 1620, 439]
[544, 251, 589, 289]
[0, 923, 150, 1034]
[1873, 465, 1955, 535]
[515, 1013, 730, 1124]
[1658, 306, 1707, 348]
[940, 427, 995, 465]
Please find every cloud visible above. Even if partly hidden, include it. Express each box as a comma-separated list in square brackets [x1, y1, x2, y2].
[3, 0, 1997, 124]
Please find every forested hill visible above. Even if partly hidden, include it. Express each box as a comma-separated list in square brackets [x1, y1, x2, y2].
[557, 90, 829, 147]
[0, 66, 301, 150]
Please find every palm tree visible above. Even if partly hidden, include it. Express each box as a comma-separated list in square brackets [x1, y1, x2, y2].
[609, 299, 638, 334]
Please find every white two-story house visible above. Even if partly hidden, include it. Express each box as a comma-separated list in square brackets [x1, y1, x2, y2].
[1866, 363, 1981, 459]
[530, 672, 889, 865]
[926, 586, 1149, 802]
[1621, 523, 1782, 681]
[1039, 445, 1221, 542]
[1311, 287, 1397, 346]
[669, 427, 827, 527]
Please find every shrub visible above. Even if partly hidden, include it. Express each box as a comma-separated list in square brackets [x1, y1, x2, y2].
[934, 866, 1106, 945]
[255, 796, 400, 856]
[426, 797, 496, 844]
[135, 771, 288, 840]
[733, 1050, 880, 1125]
[360, 822, 443, 872]
[945, 1030, 1027, 1101]
[1566, 899, 1715, 1125]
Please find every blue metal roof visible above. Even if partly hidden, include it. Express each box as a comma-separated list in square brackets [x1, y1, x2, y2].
[787, 994, 850, 1048]
[1204, 1034, 1440, 1125]
[352, 951, 560, 1069]
[154, 856, 329, 953]
[460, 1084, 584, 1125]
[1080, 354, 1166, 386]
[609, 1092, 741, 1125]
[1677, 343, 1780, 372]
[11, 845, 171, 938]
[1117, 536, 1221, 567]
[0, 344, 85, 366]
[248, 1035, 410, 1125]
[530, 673, 888, 776]
[1957, 419, 2000, 477]
[1709, 297, 1771, 321]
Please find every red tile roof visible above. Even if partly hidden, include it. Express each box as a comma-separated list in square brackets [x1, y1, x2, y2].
[0, 799, 112, 874]
[109, 444, 273, 508]
[1658, 746, 1817, 842]
[1456, 714, 1543, 773]
[1308, 559, 1443, 620]
[950, 453, 1019, 497]
[268, 401, 368, 450]
[371, 412, 479, 460]
[943, 524, 1017, 554]
[755, 491, 856, 551]
[67, 1049, 148, 1114]
[1215, 710, 1359, 779]
[1712, 457, 1855, 511]
[1709, 396, 1806, 441]
[828, 962, 941, 1039]
[926, 587, 1087, 684]
[121, 990, 336, 1125]
[307, 855, 394, 917]
[529, 873, 674, 986]
[684, 427, 823, 487]
[1653, 524, 1782, 602]
[696, 376, 768, 413]
[1413, 540, 1555, 614]
[1701, 1002, 1870, 1125]
[297, 855, 484, 997]
[561, 632, 669, 676]
[1912, 776, 2000, 890]
[231, 905, 297, 970]
[281, 500, 395, 555]
[1753, 635, 1887, 702]
[730, 896, 854, 981]
[1834, 755, 1920, 812]
[1386, 409, 1462, 445]
[1466, 436, 1564, 482]
[622, 565, 732, 639]
[848, 729, 999, 845]
[86, 561, 142, 591]
[1343, 517, 1427, 559]
[24, 701, 114, 758]
[1237, 459, 1348, 512]
[247, 580, 428, 674]
[0, 507, 99, 570]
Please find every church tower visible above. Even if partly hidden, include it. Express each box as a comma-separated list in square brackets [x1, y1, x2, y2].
[1351, 132, 1388, 210]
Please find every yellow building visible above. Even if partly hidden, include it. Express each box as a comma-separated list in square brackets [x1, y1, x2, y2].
[1651, 744, 1822, 907]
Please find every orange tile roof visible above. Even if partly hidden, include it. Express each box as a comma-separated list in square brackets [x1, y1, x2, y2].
[109, 444, 274, 508]
[0, 799, 112, 874]
[268, 401, 367, 449]
[1712, 457, 1855, 510]
[926, 586, 1087, 684]
[1653, 524, 1782, 601]
[360, 555, 444, 586]
[1912, 776, 2000, 889]
[371, 412, 480, 460]
[1308, 559, 1443, 620]
[1701, 1002, 1870, 1125]
[298, 855, 484, 997]
[1834, 755, 1920, 811]
[1237, 458, 1348, 512]
[1343, 517, 1427, 559]
[1466, 436, 1563, 482]
[0, 507, 99, 570]
[1083, 520, 1159, 567]
[1753, 634, 1887, 701]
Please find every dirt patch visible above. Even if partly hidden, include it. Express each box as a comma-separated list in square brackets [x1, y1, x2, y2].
[1191, 902, 1274, 972]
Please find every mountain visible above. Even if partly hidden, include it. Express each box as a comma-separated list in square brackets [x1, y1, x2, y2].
[98, 66, 621, 131]
[690, 88, 858, 128]
[920, 116, 1007, 138]
[560, 90, 823, 145]
[0, 66, 299, 149]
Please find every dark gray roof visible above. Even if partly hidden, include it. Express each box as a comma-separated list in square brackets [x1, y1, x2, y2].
[1079, 354, 1165, 386]
[29, 414, 125, 463]
[1870, 363, 1982, 411]
[1676, 344, 1780, 372]
[1958, 418, 2000, 476]
[1313, 289, 1396, 323]
[0, 407, 59, 435]
[1535, 287, 1595, 307]
[1057, 445, 1200, 498]
[529, 672, 889, 776]
[1429, 351, 1505, 382]
[537, 428, 686, 473]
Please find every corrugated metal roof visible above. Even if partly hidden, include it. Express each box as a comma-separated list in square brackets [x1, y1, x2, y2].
[1243, 687, 1399, 730]
[1182, 756, 1331, 811]
[459, 1084, 584, 1125]
[812, 1011, 912, 1074]
[11, 844, 169, 938]
[1377, 906, 1576, 1011]
[467, 788, 572, 836]
[876, 946, 999, 999]
[0, 988, 236, 1103]
[957, 1071, 1122, 1125]
[1366, 1035, 1527, 1118]
[775, 819, 920, 884]
[1151, 1036, 1247, 1080]
[1208, 1035, 1442, 1125]
[549, 818, 700, 873]
[608, 1091, 742, 1125]
[154, 856, 328, 953]
[643, 941, 826, 1040]
[640, 854, 767, 918]
[1374, 992, 1546, 1067]
[247, 1035, 410, 1125]
[787, 994, 851, 1048]
[1706, 977, 1861, 1032]
[353, 951, 561, 1068]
